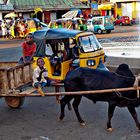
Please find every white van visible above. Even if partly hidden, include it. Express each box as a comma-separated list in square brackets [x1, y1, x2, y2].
[87, 16, 114, 34]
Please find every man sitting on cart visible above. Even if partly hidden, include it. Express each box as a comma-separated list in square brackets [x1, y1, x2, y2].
[33, 57, 51, 96]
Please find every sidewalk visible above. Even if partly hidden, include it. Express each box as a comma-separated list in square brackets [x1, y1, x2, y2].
[101, 42, 140, 48]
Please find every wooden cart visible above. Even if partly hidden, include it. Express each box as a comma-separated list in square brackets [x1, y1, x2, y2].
[0, 61, 140, 109]
[0, 61, 64, 108]
[0, 61, 34, 108]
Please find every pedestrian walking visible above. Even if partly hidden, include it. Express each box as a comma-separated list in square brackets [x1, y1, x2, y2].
[1, 20, 7, 38]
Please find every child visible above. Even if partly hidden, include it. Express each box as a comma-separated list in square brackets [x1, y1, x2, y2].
[33, 57, 50, 96]
[18, 33, 36, 64]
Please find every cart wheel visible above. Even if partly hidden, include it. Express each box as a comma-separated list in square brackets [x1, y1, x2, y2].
[5, 97, 25, 109]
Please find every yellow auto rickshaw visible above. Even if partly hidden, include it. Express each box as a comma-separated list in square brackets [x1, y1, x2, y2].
[8, 18, 47, 40]
[32, 28, 106, 81]
[48, 18, 87, 31]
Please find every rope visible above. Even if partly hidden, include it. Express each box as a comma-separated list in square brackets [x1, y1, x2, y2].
[133, 75, 140, 98]
[114, 89, 139, 101]
[113, 72, 140, 98]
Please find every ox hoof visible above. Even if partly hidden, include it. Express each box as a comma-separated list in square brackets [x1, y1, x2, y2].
[107, 128, 113, 132]
[80, 122, 86, 126]
[58, 117, 62, 121]
[59, 114, 64, 121]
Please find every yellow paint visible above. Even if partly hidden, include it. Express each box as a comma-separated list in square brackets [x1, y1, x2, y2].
[98, 4, 113, 10]
[34, 7, 43, 15]
[132, 2, 136, 19]
[33, 57, 72, 80]
[117, 7, 122, 17]
[80, 0, 87, 2]
[79, 50, 105, 68]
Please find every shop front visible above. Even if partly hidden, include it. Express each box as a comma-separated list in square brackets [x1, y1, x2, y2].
[98, 3, 115, 17]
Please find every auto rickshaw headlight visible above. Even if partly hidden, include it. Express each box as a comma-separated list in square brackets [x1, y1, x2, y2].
[87, 60, 95, 66]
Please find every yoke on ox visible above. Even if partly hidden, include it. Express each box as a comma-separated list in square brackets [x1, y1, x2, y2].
[59, 64, 140, 132]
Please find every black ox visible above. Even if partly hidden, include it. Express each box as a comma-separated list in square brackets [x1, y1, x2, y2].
[59, 64, 140, 132]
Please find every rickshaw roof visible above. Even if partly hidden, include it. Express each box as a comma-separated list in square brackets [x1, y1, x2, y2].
[33, 28, 82, 40]
[33, 28, 95, 57]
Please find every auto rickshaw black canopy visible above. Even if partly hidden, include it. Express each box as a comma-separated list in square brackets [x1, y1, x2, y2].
[33, 28, 82, 57]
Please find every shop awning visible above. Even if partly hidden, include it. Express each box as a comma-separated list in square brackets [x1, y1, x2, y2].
[80, 0, 88, 2]
[62, 10, 78, 18]
[98, 3, 114, 10]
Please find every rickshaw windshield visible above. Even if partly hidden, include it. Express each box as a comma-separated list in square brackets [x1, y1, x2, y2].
[79, 35, 102, 52]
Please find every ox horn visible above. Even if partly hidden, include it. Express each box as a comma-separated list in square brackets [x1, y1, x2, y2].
[134, 74, 140, 98]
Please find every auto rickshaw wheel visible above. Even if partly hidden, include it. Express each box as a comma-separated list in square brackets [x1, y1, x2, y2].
[8, 35, 14, 40]
[120, 23, 123, 26]
[97, 29, 102, 34]
[5, 97, 25, 109]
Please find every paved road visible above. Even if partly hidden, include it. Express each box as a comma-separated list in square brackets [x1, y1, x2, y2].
[0, 38, 22, 49]
[0, 25, 140, 49]
[0, 25, 140, 140]
[97, 25, 140, 47]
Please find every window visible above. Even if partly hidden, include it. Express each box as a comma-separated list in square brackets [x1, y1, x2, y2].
[79, 35, 102, 53]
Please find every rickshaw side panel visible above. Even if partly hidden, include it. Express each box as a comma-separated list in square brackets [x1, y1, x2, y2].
[0, 62, 33, 94]
[33, 57, 72, 80]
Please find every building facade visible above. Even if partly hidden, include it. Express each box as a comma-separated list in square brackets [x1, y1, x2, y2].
[0, 0, 14, 20]
[110, 0, 140, 19]
[81, 0, 140, 19]
[0, 0, 89, 23]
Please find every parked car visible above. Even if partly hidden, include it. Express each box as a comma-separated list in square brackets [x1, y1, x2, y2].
[114, 16, 131, 26]
[87, 16, 114, 34]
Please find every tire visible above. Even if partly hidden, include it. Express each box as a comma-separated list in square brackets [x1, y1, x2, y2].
[106, 30, 111, 34]
[120, 23, 123, 26]
[97, 29, 102, 34]
[8, 35, 14, 40]
[5, 97, 25, 109]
